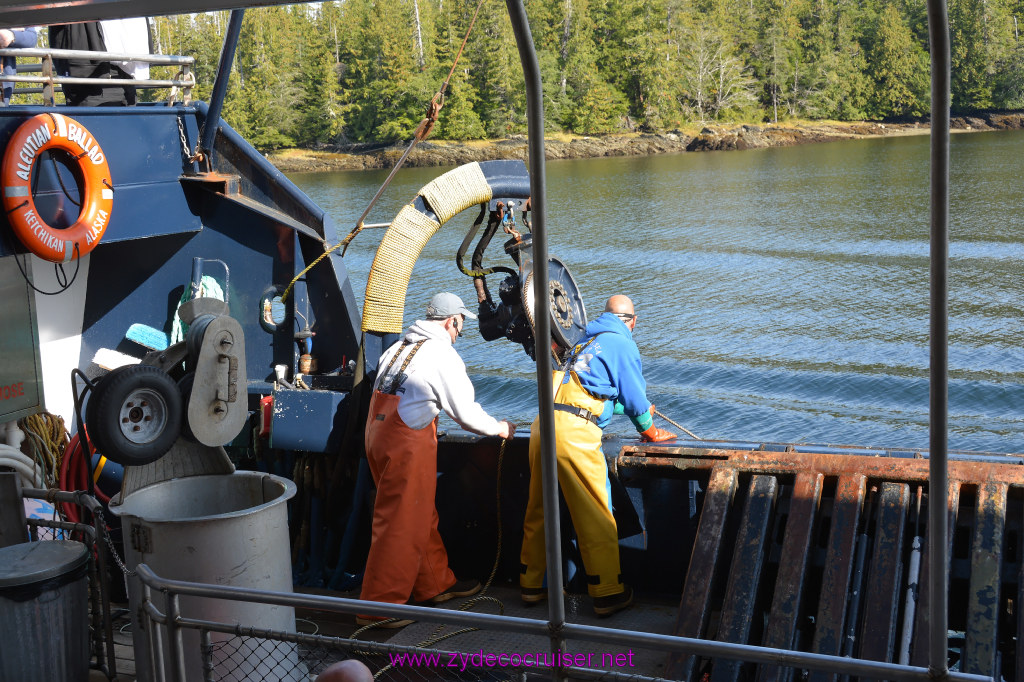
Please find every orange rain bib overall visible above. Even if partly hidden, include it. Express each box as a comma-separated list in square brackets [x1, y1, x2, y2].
[520, 369, 623, 598]
[359, 344, 456, 609]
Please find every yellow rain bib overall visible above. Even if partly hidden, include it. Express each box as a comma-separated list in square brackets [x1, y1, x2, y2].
[520, 366, 623, 598]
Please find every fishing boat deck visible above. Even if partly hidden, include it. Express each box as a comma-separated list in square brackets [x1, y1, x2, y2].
[308, 583, 678, 680]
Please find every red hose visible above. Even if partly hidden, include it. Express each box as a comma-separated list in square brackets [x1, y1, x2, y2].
[59, 434, 79, 522]
[60, 431, 111, 522]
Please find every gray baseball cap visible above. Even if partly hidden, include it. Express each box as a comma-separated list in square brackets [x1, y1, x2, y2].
[425, 292, 477, 319]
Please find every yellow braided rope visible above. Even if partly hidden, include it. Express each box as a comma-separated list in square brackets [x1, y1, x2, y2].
[420, 162, 489, 225]
[362, 206, 440, 334]
[362, 164, 493, 334]
[18, 412, 69, 487]
[279, 240, 345, 305]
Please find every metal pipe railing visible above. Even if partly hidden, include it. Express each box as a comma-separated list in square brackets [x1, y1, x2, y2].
[134, 564, 993, 682]
[0, 47, 194, 65]
[0, 75, 195, 88]
[925, 0, 952, 678]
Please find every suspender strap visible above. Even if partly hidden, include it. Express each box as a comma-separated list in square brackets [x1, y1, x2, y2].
[553, 403, 599, 425]
[562, 331, 611, 371]
[378, 339, 427, 395]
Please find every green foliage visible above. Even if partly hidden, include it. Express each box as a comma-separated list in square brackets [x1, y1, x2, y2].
[993, 40, 1024, 108]
[150, 0, 1023, 148]
[866, 4, 929, 118]
[297, 5, 345, 146]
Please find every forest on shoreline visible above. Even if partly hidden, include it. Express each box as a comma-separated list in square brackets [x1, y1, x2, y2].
[144, 0, 1024, 154]
[266, 113, 1024, 172]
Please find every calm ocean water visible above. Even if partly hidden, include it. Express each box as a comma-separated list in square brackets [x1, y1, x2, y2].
[289, 130, 1024, 454]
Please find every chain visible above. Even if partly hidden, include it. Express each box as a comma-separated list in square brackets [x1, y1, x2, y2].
[176, 115, 202, 164]
[96, 510, 136, 577]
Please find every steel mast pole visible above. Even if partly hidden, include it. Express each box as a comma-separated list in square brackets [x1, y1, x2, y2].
[505, 0, 566, 678]
[925, 0, 950, 678]
[198, 9, 244, 169]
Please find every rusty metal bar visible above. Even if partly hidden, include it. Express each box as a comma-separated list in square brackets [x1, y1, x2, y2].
[809, 474, 866, 682]
[911, 480, 961, 666]
[859, 482, 910, 666]
[964, 481, 1007, 676]
[758, 472, 824, 682]
[667, 467, 739, 681]
[617, 450, 1024, 487]
[712, 475, 779, 682]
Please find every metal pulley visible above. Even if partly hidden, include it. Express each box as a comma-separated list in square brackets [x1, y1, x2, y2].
[521, 256, 587, 353]
[476, 228, 588, 360]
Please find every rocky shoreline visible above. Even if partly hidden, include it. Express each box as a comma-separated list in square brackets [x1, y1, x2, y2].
[268, 112, 1024, 173]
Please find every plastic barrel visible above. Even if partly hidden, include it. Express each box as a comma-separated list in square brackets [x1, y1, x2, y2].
[110, 471, 302, 681]
[0, 540, 90, 682]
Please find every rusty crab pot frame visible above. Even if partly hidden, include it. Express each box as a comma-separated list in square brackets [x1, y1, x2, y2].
[612, 444, 1024, 680]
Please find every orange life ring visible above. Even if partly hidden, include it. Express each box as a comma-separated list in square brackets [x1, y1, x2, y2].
[1, 113, 113, 262]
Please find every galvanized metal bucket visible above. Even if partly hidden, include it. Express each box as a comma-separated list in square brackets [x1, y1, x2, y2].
[110, 471, 302, 681]
[0, 540, 90, 682]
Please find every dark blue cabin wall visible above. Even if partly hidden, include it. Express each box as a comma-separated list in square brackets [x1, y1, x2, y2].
[296, 235, 360, 374]
[79, 215, 288, 383]
[199, 102, 327, 238]
[0, 105, 203, 258]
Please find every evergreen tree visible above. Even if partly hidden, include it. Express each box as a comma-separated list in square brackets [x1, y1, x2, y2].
[297, 5, 345, 146]
[138, 2, 1024, 146]
[463, 0, 528, 137]
[949, 0, 994, 110]
[222, 7, 303, 149]
[805, 0, 871, 120]
[593, 0, 672, 129]
[434, 0, 487, 140]
[556, 0, 628, 132]
[866, 3, 929, 118]
[994, 39, 1024, 108]
[338, 0, 432, 141]
[753, 0, 810, 122]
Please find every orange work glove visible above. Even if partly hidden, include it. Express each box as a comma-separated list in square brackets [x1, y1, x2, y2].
[640, 426, 676, 442]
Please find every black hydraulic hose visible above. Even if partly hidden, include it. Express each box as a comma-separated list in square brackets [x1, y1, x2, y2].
[199, 9, 244, 169]
[471, 219, 516, 279]
[925, 0, 950, 677]
[456, 206, 486, 276]
[470, 218, 499, 271]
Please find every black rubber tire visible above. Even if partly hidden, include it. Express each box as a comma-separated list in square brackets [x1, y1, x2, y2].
[177, 372, 197, 443]
[86, 364, 182, 466]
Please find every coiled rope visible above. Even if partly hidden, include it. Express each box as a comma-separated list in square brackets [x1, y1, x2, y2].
[15, 412, 69, 489]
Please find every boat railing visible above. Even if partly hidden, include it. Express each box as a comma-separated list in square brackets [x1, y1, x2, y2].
[132, 563, 992, 682]
[0, 47, 195, 104]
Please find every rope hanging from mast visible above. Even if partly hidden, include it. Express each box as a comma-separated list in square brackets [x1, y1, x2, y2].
[281, 0, 489, 305]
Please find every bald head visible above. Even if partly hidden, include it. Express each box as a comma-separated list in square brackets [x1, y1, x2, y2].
[317, 660, 373, 682]
[604, 295, 635, 316]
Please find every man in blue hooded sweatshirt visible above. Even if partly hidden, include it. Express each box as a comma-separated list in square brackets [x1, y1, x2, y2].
[519, 294, 675, 616]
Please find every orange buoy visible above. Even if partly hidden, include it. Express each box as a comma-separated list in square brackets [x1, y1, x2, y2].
[2, 113, 113, 262]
